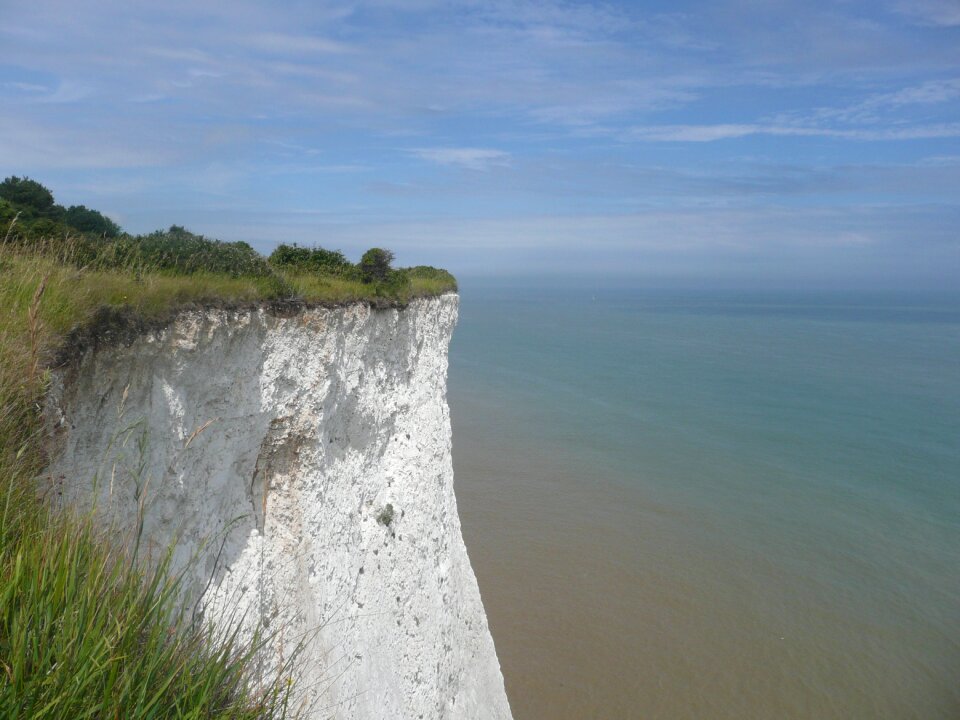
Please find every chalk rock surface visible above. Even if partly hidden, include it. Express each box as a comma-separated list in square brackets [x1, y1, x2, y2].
[46, 294, 511, 720]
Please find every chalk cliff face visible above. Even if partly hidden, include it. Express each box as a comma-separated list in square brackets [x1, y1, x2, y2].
[45, 294, 512, 720]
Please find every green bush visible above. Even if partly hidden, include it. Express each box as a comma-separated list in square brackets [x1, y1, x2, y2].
[82, 227, 274, 278]
[358, 248, 393, 283]
[20, 218, 67, 241]
[268, 243, 352, 275]
[408, 265, 458, 291]
[63, 204, 121, 237]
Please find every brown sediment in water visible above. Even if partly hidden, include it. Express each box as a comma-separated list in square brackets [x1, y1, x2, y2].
[452, 430, 960, 720]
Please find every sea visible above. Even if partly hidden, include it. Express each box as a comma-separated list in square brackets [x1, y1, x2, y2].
[447, 278, 960, 720]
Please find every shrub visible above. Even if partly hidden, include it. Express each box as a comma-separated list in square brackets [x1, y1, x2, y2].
[63, 204, 121, 237]
[268, 243, 352, 275]
[89, 227, 275, 278]
[408, 266, 458, 291]
[19, 218, 66, 241]
[358, 248, 395, 283]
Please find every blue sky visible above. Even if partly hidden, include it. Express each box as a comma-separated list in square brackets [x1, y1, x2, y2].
[2, 0, 958, 285]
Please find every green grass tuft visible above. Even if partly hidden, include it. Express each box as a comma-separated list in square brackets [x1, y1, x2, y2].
[0, 498, 297, 719]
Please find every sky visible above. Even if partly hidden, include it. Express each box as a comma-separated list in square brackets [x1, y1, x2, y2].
[2, 0, 959, 286]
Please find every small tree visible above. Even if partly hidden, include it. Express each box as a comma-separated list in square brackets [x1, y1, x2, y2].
[359, 247, 395, 283]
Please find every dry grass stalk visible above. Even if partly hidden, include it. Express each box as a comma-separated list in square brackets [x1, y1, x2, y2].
[27, 275, 48, 386]
[3, 211, 20, 244]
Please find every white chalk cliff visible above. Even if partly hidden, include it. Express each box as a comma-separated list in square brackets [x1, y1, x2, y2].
[45, 294, 512, 720]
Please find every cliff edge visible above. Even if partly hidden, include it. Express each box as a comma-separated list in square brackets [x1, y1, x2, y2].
[44, 294, 512, 720]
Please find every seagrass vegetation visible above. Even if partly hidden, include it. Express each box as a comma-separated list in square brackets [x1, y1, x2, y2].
[0, 177, 456, 718]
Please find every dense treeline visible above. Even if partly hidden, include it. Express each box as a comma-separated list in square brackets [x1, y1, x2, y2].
[1, 176, 120, 239]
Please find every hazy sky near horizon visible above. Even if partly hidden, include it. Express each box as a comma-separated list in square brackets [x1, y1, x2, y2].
[2, 0, 959, 285]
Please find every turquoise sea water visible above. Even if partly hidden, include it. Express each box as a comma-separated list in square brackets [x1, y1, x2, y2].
[448, 280, 960, 720]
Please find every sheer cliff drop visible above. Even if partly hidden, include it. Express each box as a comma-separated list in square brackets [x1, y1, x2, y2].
[45, 294, 513, 720]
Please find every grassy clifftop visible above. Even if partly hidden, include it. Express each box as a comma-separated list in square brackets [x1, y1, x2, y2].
[1, 176, 456, 311]
[0, 178, 455, 718]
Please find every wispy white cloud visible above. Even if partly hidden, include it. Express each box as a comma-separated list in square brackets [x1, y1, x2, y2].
[892, 0, 960, 26]
[128, 93, 168, 103]
[777, 78, 960, 126]
[876, 77, 960, 106]
[143, 46, 214, 64]
[246, 32, 354, 55]
[30, 80, 96, 104]
[626, 76, 960, 144]
[2, 81, 49, 93]
[0, 116, 172, 169]
[409, 147, 511, 170]
[626, 123, 960, 143]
